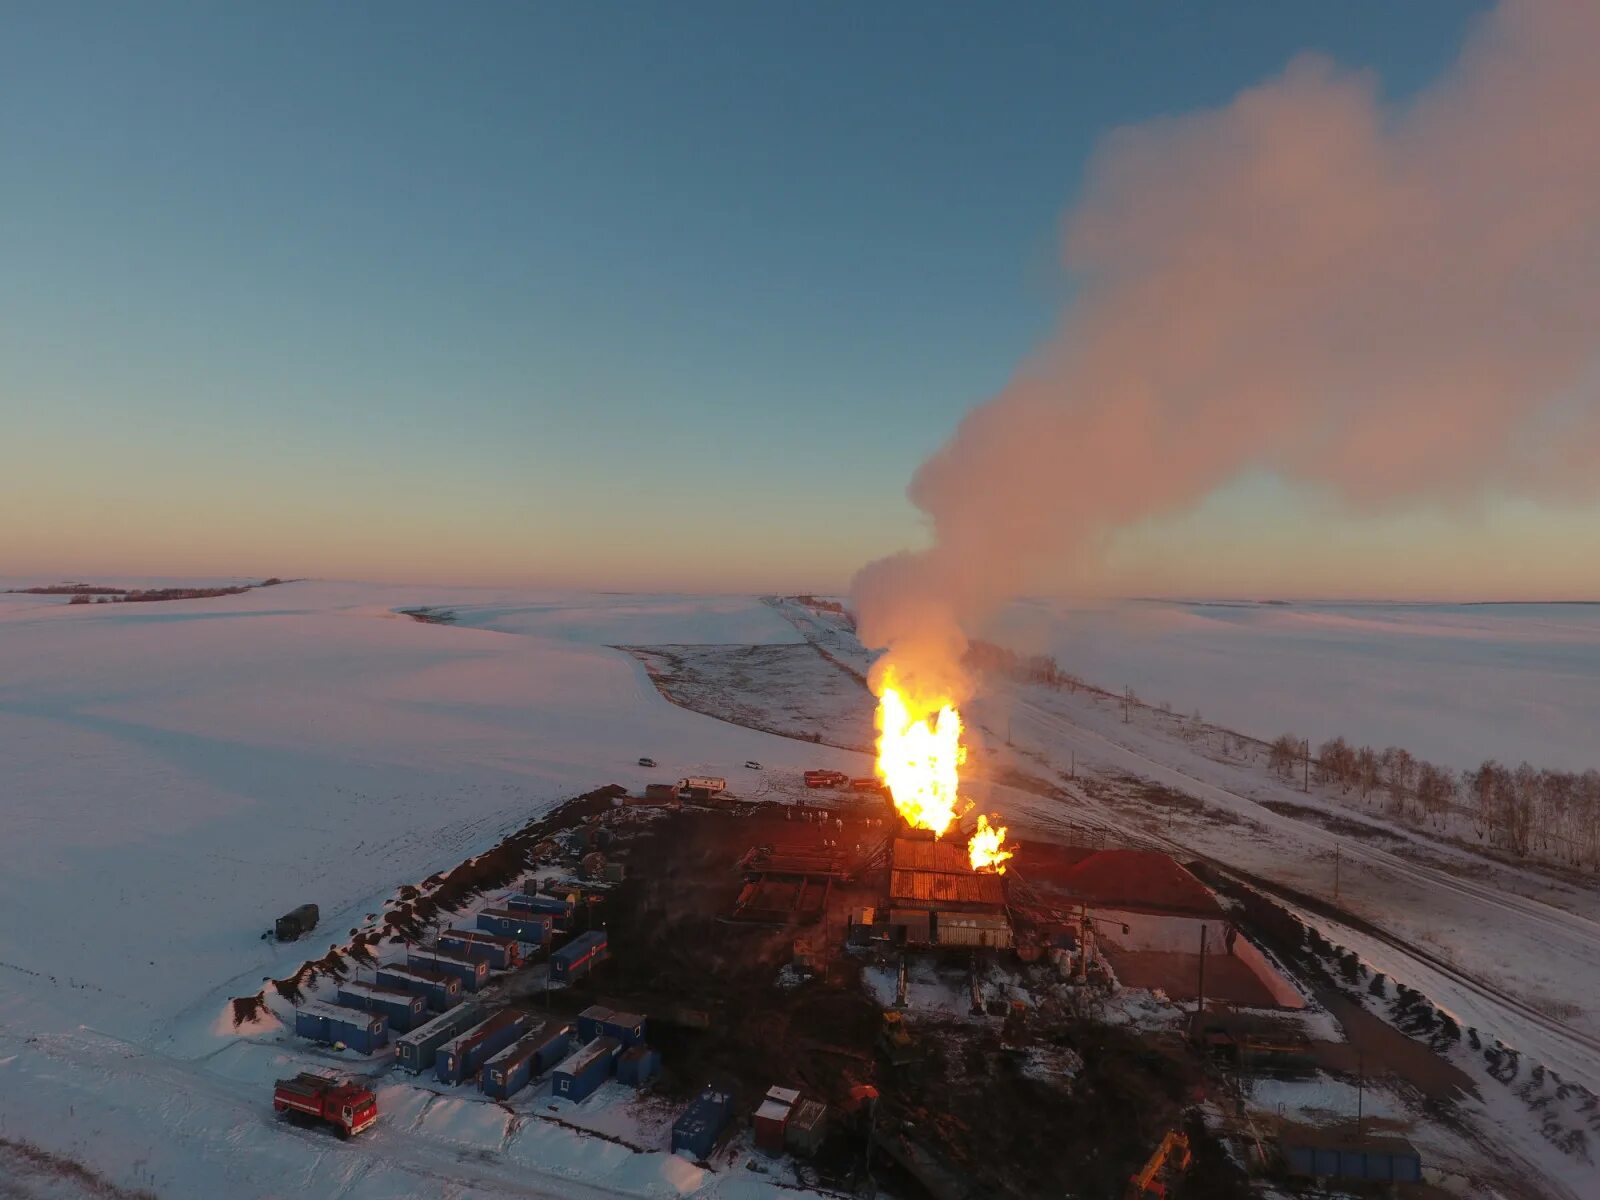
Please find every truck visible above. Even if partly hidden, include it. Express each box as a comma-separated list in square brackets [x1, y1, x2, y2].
[677, 776, 727, 800]
[275, 903, 320, 941]
[272, 1073, 377, 1139]
[803, 770, 848, 789]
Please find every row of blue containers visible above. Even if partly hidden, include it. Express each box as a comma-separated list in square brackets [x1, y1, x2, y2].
[551, 1036, 621, 1102]
[550, 930, 608, 982]
[396, 1005, 482, 1072]
[437, 1009, 532, 1084]
[577, 1004, 647, 1048]
[438, 928, 520, 971]
[337, 981, 428, 1033]
[671, 1087, 733, 1161]
[477, 907, 554, 945]
[481, 1022, 575, 1100]
[406, 946, 490, 992]
[294, 1000, 389, 1055]
[1283, 1138, 1422, 1183]
[377, 964, 464, 1012]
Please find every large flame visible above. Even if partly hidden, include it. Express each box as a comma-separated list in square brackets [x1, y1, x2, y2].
[874, 668, 1016, 871]
[875, 672, 965, 837]
[968, 813, 1014, 874]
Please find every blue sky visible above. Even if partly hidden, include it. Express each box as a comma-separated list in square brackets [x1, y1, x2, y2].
[4, 1, 1519, 591]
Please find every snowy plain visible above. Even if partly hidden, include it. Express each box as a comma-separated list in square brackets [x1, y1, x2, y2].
[3, 579, 1599, 1197]
[989, 598, 1600, 773]
[0, 580, 852, 1199]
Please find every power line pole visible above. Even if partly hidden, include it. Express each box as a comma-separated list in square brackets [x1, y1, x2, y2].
[1334, 844, 1341, 900]
[1303, 739, 1311, 793]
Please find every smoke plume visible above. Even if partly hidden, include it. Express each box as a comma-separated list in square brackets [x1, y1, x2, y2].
[854, 0, 1600, 697]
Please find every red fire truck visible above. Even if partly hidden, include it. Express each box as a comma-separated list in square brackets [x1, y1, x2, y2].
[803, 770, 849, 789]
[273, 1073, 378, 1139]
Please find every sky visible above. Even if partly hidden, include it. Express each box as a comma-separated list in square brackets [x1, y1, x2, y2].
[9, 0, 1588, 597]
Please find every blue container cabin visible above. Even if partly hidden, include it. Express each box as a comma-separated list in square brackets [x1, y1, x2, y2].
[294, 1000, 389, 1055]
[1284, 1137, 1422, 1183]
[617, 1045, 661, 1087]
[577, 1004, 613, 1043]
[508, 890, 575, 928]
[578, 1005, 646, 1048]
[529, 1022, 575, 1074]
[480, 1033, 546, 1100]
[438, 929, 520, 971]
[336, 981, 428, 1033]
[407, 946, 491, 993]
[395, 1005, 482, 1073]
[550, 1036, 620, 1103]
[549, 930, 608, 982]
[436, 1009, 533, 1085]
[601, 1010, 646, 1048]
[376, 964, 464, 1012]
[477, 907, 553, 946]
[672, 1087, 733, 1160]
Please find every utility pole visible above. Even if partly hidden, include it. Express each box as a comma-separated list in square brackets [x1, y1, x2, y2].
[1194, 925, 1208, 1036]
[1123, 687, 1131, 724]
[1303, 739, 1311, 793]
[1356, 1053, 1365, 1135]
[1070, 749, 1076, 780]
[1334, 844, 1341, 900]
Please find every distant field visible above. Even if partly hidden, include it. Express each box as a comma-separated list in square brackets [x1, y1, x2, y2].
[992, 599, 1600, 772]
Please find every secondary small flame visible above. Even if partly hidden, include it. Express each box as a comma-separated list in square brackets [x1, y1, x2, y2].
[968, 813, 1014, 874]
[875, 671, 965, 838]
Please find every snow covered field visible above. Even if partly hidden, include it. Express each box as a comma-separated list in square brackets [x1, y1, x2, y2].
[0, 580, 855, 1199]
[990, 599, 1600, 773]
[4, 579, 1598, 1197]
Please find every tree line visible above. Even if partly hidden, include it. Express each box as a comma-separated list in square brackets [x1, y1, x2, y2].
[1270, 733, 1600, 868]
[963, 638, 1600, 872]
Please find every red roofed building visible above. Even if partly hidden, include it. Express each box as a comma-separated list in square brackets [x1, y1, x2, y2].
[1058, 849, 1224, 919]
[1056, 849, 1228, 955]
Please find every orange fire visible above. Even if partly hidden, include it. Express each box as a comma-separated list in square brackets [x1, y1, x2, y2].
[968, 813, 1014, 874]
[875, 673, 965, 837]
[874, 669, 1015, 870]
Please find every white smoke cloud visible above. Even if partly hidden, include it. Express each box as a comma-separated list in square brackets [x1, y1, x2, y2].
[854, 0, 1600, 685]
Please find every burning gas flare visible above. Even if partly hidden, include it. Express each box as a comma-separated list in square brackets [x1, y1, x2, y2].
[968, 813, 1013, 874]
[874, 668, 1015, 869]
[874, 671, 965, 838]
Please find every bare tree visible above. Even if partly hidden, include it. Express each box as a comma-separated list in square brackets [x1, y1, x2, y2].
[1268, 734, 1301, 781]
[1380, 746, 1416, 818]
[1414, 762, 1454, 826]
[1579, 770, 1600, 870]
[1466, 760, 1504, 842]
[1318, 737, 1355, 791]
[1354, 746, 1380, 804]
[1507, 763, 1539, 856]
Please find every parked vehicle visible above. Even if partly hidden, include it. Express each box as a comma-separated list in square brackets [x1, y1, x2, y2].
[275, 903, 319, 941]
[744, 760, 762, 770]
[677, 776, 727, 800]
[803, 770, 848, 789]
[637, 757, 656, 768]
[272, 1073, 377, 1139]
